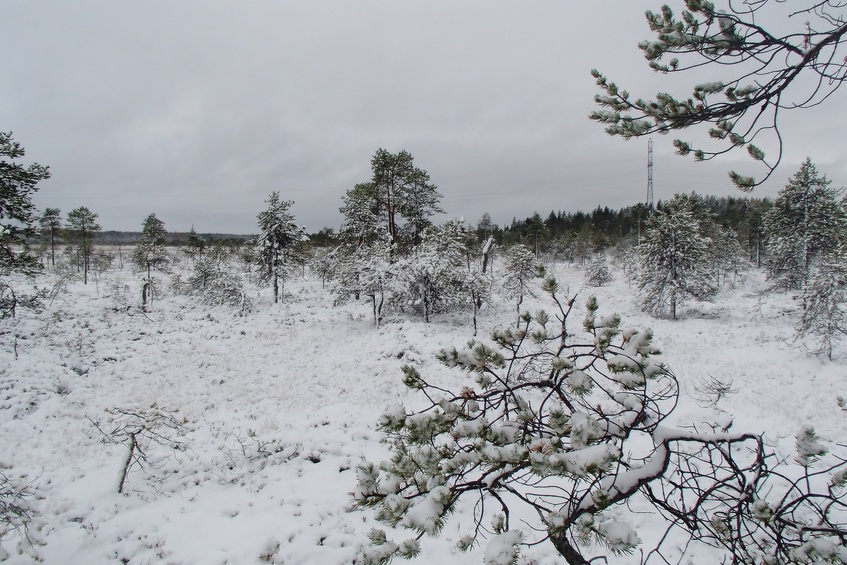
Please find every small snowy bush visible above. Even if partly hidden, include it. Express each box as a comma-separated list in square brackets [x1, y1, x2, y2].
[585, 254, 612, 287]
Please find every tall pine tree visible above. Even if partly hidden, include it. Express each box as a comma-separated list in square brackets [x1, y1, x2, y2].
[39, 208, 62, 268]
[0, 133, 50, 278]
[65, 207, 100, 285]
[340, 149, 442, 255]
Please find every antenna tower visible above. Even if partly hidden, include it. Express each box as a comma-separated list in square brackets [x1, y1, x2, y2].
[646, 138, 654, 211]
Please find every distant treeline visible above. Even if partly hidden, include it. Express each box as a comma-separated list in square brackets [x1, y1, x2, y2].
[95, 231, 255, 246]
[86, 196, 771, 262]
[309, 195, 771, 264]
[480, 195, 771, 261]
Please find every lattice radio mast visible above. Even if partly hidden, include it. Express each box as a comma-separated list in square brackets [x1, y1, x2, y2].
[646, 138, 654, 211]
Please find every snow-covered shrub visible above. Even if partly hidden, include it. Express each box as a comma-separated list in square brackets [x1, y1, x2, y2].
[203, 271, 252, 314]
[585, 254, 612, 287]
[172, 258, 252, 314]
[391, 219, 469, 323]
[0, 278, 43, 320]
[356, 279, 847, 564]
[501, 244, 541, 326]
[331, 235, 394, 328]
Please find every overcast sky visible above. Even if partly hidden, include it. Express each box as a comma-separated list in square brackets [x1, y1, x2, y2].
[2, 1, 845, 234]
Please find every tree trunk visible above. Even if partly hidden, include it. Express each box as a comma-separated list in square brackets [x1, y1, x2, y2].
[118, 433, 137, 494]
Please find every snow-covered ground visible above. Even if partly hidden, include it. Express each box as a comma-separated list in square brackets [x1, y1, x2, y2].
[1, 256, 844, 564]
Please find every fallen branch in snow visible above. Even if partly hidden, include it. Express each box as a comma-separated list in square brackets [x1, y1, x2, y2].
[89, 404, 190, 494]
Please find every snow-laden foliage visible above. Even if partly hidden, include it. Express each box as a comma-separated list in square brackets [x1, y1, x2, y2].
[172, 257, 252, 315]
[332, 219, 487, 327]
[591, 2, 847, 189]
[501, 244, 540, 326]
[638, 195, 715, 319]
[0, 133, 50, 317]
[133, 213, 170, 309]
[797, 245, 847, 359]
[356, 279, 847, 564]
[585, 253, 612, 287]
[764, 158, 847, 292]
[391, 219, 469, 323]
[254, 192, 307, 304]
[331, 233, 394, 327]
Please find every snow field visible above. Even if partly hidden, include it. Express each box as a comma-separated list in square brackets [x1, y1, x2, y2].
[0, 258, 844, 564]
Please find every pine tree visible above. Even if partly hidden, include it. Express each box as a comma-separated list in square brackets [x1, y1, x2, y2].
[764, 159, 847, 291]
[502, 244, 540, 326]
[133, 213, 169, 280]
[184, 226, 206, 263]
[708, 225, 744, 288]
[585, 254, 613, 287]
[254, 192, 307, 303]
[39, 208, 62, 267]
[398, 165, 443, 248]
[0, 132, 50, 278]
[638, 195, 715, 319]
[338, 182, 383, 252]
[355, 286, 847, 564]
[393, 219, 468, 323]
[342, 236, 393, 328]
[65, 207, 100, 285]
[340, 149, 443, 254]
[797, 246, 847, 359]
[591, 2, 847, 189]
[133, 213, 169, 308]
